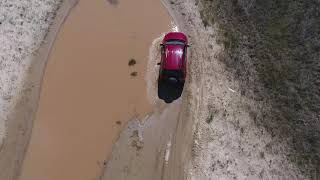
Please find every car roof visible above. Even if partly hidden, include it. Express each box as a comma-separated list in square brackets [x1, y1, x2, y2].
[163, 32, 188, 44]
[163, 44, 184, 70]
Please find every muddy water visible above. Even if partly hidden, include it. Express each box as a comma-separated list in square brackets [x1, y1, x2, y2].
[20, 0, 171, 180]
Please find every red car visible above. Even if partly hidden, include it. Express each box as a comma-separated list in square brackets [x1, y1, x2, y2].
[158, 32, 189, 103]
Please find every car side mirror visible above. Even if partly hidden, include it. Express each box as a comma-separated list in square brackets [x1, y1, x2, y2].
[157, 62, 161, 65]
[160, 43, 164, 46]
[187, 44, 191, 47]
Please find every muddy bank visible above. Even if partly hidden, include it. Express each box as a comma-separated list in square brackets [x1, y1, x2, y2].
[0, 1, 77, 179]
[20, 0, 171, 180]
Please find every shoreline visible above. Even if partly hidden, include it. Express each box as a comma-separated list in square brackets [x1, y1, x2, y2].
[0, 1, 78, 179]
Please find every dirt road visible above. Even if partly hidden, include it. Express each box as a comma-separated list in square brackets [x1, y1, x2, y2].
[19, 0, 171, 180]
[98, 2, 191, 179]
[2, 0, 316, 179]
[100, 0, 316, 179]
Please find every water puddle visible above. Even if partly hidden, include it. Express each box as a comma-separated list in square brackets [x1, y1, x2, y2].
[20, 0, 171, 179]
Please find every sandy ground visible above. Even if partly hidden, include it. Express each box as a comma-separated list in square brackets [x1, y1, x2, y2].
[0, 0, 77, 179]
[98, 101, 181, 180]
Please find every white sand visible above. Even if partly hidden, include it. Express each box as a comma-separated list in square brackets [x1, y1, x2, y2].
[0, 0, 60, 147]
[0, 0, 77, 179]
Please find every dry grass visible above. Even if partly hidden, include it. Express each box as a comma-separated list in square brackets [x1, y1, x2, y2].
[198, 0, 320, 177]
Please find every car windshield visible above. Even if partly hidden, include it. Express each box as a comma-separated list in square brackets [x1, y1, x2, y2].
[165, 40, 185, 46]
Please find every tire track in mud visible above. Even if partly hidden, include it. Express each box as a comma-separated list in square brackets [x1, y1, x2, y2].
[20, 0, 172, 179]
[98, 102, 181, 180]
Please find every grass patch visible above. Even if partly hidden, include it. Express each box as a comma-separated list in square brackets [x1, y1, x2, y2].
[198, 0, 320, 175]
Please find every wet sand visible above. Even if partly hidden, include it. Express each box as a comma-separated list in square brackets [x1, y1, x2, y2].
[20, 0, 171, 180]
[99, 100, 182, 180]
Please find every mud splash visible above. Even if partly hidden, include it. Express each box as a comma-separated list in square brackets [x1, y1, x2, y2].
[145, 35, 163, 105]
[20, 0, 171, 180]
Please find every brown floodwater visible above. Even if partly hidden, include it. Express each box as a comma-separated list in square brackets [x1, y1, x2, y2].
[20, 0, 171, 180]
